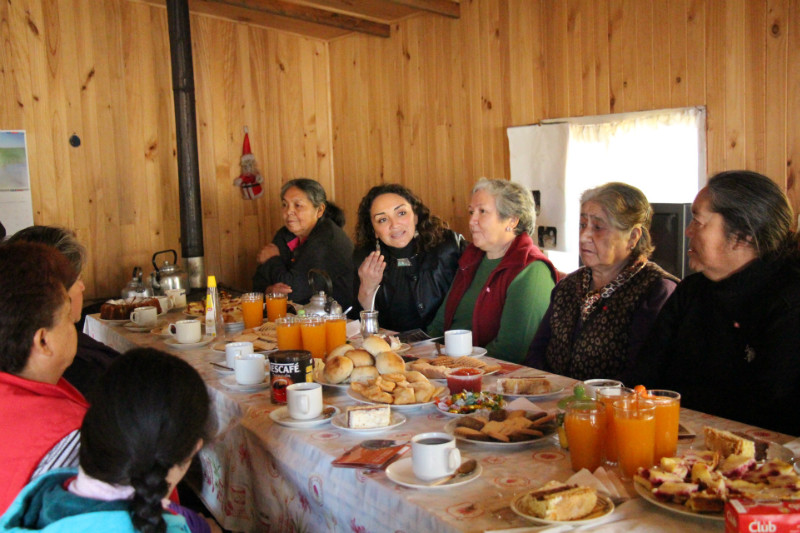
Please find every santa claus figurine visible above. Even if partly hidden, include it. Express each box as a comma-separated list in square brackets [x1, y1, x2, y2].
[234, 128, 264, 200]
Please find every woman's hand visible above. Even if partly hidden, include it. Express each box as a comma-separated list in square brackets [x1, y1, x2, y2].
[266, 282, 293, 295]
[357, 251, 385, 309]
[257, 243, 280, 264]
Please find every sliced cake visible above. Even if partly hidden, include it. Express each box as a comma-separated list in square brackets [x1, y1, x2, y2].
[515, 481, 597, 521]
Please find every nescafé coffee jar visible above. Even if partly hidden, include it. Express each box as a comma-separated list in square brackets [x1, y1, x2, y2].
[269, 350, 313, 404]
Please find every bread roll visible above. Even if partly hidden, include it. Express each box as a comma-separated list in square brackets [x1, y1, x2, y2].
[361, 335, 393, 356]
[349, 366, 379, 383]
[393, 386, 416, 405]
[327, 343, 355, 360]
[345, 349, 374, 368]
[323, 355, 354, 384]
[375, 351, 405, 375]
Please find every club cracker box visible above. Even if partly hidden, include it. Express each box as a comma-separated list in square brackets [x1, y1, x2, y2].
[725, 499, 800, 533]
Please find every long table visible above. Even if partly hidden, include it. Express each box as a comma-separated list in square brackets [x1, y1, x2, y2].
[84, 313, 797, 532]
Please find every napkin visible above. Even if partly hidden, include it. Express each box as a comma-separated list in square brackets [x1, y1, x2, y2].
[565, 466, 630, 500]
[346, 319, 361, 339]
[506, 397, 547, 414]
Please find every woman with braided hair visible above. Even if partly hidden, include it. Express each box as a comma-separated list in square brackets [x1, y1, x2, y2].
[0, 348, 220, 533]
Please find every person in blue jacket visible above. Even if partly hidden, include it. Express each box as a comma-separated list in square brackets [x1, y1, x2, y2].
[0, 348, 219, 533]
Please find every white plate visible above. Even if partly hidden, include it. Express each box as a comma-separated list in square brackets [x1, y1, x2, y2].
[494, 383, 566, 400]
[164, 335, 214, 350]
[269, 405, 339, 428]
[314, 372, 351, 390]
[511, 491, 614, 525]
[438, 347, 487, 358]
[220, 374, 269, 392]
[346, 388, 446, 411]
[124, 319, 166, 333]
[443, 417, 557, 447]
[331, 411, 407, 432]
[385, 456, 481, 490]
[634, 482, 722, 521]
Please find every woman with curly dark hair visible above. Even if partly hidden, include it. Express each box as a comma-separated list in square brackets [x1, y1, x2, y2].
[353, 184, 465, 332]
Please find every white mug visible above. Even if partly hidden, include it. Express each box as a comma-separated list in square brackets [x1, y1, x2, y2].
[155, 295, 173, 313]
[235, 353, 267, 385]
[130, 306, 157, 327]
[169, 320, 202, 344]
[444, 329, 473, 357]
[583, 379, 624, 399]
[411, 432, 461, 481]
[287, 382, 323, 420]
[165, 288, 187, 309]
[225, 341, 254, 369]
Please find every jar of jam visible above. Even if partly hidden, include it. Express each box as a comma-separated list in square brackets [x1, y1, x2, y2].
[445, 367, 484, 394]
[269, 350, 312, 404]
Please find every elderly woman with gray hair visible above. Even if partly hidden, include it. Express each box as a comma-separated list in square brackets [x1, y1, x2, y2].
[525, 183, 678, 382]
[428, 179, 558, 363]
[634, 171, 800, 436]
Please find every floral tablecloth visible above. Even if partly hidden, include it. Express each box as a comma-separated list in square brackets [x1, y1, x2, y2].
[85, 314, 792, 533]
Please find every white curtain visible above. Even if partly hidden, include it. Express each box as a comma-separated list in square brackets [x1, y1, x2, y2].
[508, 107, 706, 274]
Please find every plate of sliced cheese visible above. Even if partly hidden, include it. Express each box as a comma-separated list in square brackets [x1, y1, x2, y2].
[331, 406, 407, 432]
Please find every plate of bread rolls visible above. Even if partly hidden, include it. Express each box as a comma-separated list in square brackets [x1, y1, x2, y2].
[348, 371, 448, 411]
[316, 336, 417, 389]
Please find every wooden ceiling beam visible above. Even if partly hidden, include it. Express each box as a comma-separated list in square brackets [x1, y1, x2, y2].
[384, 0, 459, 18]
[201, 0, 391, 37]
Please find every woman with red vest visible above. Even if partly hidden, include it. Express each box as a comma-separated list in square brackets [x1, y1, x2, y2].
[428, 179, 558, 363]
[0, 242, 89, 513]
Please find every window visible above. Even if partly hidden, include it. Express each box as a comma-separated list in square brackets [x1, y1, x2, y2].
[508, 107, 706, 273]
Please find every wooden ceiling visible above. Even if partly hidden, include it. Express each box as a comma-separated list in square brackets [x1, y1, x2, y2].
[136, 0, 460, 40]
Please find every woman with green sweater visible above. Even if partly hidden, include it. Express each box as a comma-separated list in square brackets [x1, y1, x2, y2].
[428, 179, 558, 363]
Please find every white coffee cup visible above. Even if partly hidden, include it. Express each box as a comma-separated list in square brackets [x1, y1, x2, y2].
[225, 341, 254, 369]
[169, 319, 202, 344]
[155, 295, 173, 313]
[130, 306, 157, 327]
[583, 379, 624, 399]
[165, 288, 187, 309]
[411, 432, 461, 481]
[444, 329, 473, 357]
[234, 353, 267, 385]
[287, 382, 323, 420]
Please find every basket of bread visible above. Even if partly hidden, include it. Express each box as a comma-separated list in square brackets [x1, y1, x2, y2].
[634, 427, 800, 516]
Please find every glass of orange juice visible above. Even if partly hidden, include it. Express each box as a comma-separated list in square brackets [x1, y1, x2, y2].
[325, 314, 347, 354]
[564, 399, 606, 472]
[276, 317, 303, 351]
[299, 316, 326, 358]
[649, 390, 681, 461]
[266, 292, 288, 322]
[241, 292, 264, 330]
[613, 398, 656, 479]
[596, 386, 634, 466]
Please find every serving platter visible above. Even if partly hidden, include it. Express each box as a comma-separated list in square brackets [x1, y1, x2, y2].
[346, 388, 446, 411]
[511, 491, 614, 525]
[634, 482, 723, 522]
[331, 411, 407, 432]
[443, 417, 557, 447]
[385, 456, 481, 490]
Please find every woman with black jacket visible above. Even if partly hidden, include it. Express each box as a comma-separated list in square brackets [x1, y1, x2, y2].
[353, 184, 465, 332]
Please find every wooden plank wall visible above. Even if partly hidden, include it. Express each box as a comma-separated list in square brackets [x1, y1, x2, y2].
[0, 0, 332, 298]
[329, 0, 800, 238]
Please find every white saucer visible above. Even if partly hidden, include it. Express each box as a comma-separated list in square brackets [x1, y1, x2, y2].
[331, 411, 407, 432]
[211, 360, 234, 375]
[220, 374, 269, 392]
[439, 347, 487, 358]
[385, 456, 481, 489]
[164, 335, 213, 350]
[98, 317, 129, 325]
[269, 405, 339, 428]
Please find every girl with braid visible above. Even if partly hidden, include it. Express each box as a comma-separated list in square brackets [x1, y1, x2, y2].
[0, 348, 220, 533]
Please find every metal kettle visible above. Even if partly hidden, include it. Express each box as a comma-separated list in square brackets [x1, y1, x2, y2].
[304, 269, 343, 316]
[121, 266, 153, 298]
[149, 249, 189, 295]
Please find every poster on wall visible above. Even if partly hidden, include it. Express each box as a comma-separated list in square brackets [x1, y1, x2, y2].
[0, 131, 34, 236]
